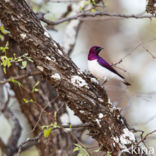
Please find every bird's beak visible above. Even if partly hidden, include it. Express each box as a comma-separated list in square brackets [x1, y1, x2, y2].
[98, 47, 104, 52]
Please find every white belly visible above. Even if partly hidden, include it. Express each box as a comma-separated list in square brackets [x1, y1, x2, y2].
[88, 60, 122, 81]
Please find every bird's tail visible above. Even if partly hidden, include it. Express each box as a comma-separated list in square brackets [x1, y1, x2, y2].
[123, 81, 131, 86]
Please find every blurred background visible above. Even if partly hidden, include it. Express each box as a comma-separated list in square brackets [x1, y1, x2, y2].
[1, 0, 156, 155]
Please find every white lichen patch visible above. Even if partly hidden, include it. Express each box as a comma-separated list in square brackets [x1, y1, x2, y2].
[113, 128, 135, 149]
[37, 66, 44, 72]
[44, 31, 50, 38]
[98, 98, 103, 103]
[120, 128, 135, 144]
[46, 56, 51, 61]
[113, 136, 119, 143]
[71, 75, 88, 88]
[95, 119, 101, 127]
[58, 49, 63, 55]
[26, 137, 30, 141]
[20, 33, 26, 39]
[77, 70, 83, 75]
[51, 57, 56, 62]
[98, 113, 104, 119]
[108, 98, 112, 104]
[53, 42, 58, 48]
[90, 78, 99, 84]
[51, 73, 61, 80]
[110, 106, 120, 113]
[79, 110, 85, 114]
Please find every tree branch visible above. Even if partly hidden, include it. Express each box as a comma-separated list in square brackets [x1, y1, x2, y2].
[0, 71, 41, 85]
[39, 12, 156, 26]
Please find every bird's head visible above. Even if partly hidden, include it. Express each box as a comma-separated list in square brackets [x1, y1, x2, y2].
[88, 46, 104, 60]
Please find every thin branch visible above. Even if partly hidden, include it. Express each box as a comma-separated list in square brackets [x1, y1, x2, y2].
[69, 131, 92, 155]
[0, 71, 41, 85]
[39, 12, 156, 26]
[136, 130, 156, 147]
[17, 132, 43, 156]
[62, 123, 91, 128]
[141, 44, 156, 59]
[17, 123, 90, 156]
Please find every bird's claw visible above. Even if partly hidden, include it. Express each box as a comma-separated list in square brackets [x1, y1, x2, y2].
[102, 79, 107, 85]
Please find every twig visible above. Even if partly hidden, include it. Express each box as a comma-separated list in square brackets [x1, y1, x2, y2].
[0, 71, 41, 85]
[39, 12, 156, 26]
[17, 132, 43, 156]
[135, 130, 156, 148]
[69, 131, 92, 155]
[141, 44, 156, 59]
[17, 123, 90, 156]
[62, 123, 91, 128]
[31, 104, 49, 133]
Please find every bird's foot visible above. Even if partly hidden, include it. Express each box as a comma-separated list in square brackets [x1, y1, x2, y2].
[102, 79, 108, 85]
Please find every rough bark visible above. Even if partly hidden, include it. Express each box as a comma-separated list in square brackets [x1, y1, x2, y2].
[0, 36, 75, 156]
[0, 0, 146, 155]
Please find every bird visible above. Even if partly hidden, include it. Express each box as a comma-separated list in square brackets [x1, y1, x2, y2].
[88, 46, 131, 86]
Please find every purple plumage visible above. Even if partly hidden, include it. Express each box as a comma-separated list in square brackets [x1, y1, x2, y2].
[88, 46, 130, 86]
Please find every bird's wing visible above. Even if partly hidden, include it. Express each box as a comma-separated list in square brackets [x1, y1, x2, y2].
[97, 56, 125, 79]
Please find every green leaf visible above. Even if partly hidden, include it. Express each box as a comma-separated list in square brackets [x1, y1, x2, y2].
[3, 67, 6, 74]
[0, 34, 4, 40]
[107, 151, 112, 156]
[22, 61, 27, 69]
[73, 144, 89, 156]
[10, 78, 22, 87]
[26, 57, 33, 62]
[1, 56, 11, 67]
[14, 56, 22, 62]
[73, 147, 79, 152]
[0, 44, 8, 53]
[44, 128, 52, 138]
[91, 8, 95, 13]
[23, 98, 34, 103]
[53, 122, 60, 128]
[0, 25, 8, 35]
[79, 6, 83, 11]
[32, 81, 40, 92]
[91, 0, 96, 5]
[41, 125, 49, 129]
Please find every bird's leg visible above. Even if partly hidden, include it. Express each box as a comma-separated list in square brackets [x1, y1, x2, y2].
[102, 77, 108, 85]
